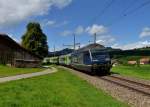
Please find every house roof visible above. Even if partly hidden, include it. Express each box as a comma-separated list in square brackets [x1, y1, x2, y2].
[140, 58, 150, 62]
[0, 34, 42, 59]
[76, 43, 105, 52]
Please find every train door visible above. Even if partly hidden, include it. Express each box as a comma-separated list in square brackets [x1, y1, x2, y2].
[83, 51, 92, 72]
[83, 51, 92, 65]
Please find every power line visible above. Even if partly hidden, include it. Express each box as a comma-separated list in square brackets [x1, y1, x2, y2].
[53, 45, 55, 57]
[106, 0, 139, 26]
[90, 0, 115, 25]
[107, 0, 150, 26]
[87, 0, 115, 44]
[122, 0, 139, 13]
[73, 34, 76, 50]
[124, 0, 150, 16]
[63, 34, 80, 51]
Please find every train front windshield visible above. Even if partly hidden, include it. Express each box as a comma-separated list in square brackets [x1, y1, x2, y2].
[90, 50, 110, 62]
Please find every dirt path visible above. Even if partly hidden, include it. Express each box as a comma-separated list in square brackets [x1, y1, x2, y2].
[0, 67, 57, 83]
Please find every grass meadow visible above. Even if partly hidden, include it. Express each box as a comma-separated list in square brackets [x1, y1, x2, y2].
[112, 65, 150, 80]
[0, 65, 44, 77]
[0, 67, 128, 107]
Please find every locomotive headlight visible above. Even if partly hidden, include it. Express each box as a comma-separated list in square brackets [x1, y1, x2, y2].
[105, 58, 110, 61]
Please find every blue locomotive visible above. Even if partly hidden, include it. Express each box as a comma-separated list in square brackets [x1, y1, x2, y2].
[44, 44, 112, 75]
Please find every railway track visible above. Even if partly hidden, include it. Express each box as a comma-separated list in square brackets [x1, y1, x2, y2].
[99, 75, 150, 96]
[60, 66, 150, 107]
[62, 66, 150, 96]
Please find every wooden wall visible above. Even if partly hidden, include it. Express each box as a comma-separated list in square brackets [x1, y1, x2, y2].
[0, 35, 42, 67]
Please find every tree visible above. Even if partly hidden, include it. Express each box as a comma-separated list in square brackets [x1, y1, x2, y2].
[22, 22, 48, 58]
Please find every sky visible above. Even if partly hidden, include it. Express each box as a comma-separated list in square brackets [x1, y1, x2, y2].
[0, 0, 150, 51]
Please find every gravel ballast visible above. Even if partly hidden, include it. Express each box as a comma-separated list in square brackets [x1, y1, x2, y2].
[60, 66, 150, 107]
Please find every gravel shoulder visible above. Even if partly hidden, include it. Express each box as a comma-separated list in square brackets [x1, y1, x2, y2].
[60, 66, 150, 107]
[111, 74, 150, 85]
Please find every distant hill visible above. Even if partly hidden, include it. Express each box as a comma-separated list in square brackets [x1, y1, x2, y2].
[108, 49, 150, 58]
[48, 48, 74, 57]
[105, 47, 122, 51]
[137, 47, 150, 50]
[106, 46, 150, 65]
[48, 43, 105, 57]
[47, 44, 150, 59]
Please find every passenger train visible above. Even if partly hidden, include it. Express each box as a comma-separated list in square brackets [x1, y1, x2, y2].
[44, 44, 112, 75]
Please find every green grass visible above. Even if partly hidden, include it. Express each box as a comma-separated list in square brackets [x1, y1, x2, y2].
[0, 65, 45, 77]
[0, 67, 128, 107]
[112, 65, 150, 80]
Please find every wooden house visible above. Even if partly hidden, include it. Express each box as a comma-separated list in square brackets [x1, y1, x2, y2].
[140, 57, 150, 65]
[128, 61, 137, 65]
[0, 34, 42, 67]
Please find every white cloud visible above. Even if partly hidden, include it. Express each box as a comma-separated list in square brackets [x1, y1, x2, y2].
[86, 24, 107, 35]
[51, 0, 72, 9]
[61, 24, 108, 37]
[112, 41, 150, 50]
[75, 26, 84, 35]
[55, 21, 68, 27]
[61, 30, 72, 36]
[61, 25, 84, 36]
[45, 20, 68, 28]
[96, 35, 115, 46]
[85, 24, 115, 46]
[60, 25, 115, 47]
[140, 27, 150, 38]
[46, 20, 56, 26]
[0, 0, 72, 28]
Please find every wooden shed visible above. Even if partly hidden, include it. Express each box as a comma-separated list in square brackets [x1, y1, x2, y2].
[0, 34, 42, 68]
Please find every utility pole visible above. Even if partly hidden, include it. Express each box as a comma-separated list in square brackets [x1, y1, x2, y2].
[88, 40, 93, 44]
[63, 43, 80, 50]
[63, 33, 80, 51]
[94, 33, 97, 44]
[73, 33, 76, 50]
[53, 45, 55, 57]
[76, 43, 80, 49]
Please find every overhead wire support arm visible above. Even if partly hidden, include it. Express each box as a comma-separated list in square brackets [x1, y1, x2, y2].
[73, 33, 76, 50]
[53, 45, 55, 57]
[94, 33, 97, 44]
[63, 33, 80, 51]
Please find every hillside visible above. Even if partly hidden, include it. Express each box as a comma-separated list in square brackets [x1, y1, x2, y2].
[107, 47, 150, 65]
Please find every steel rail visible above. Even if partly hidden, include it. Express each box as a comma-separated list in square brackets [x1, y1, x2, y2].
[99, 76, 150, 96]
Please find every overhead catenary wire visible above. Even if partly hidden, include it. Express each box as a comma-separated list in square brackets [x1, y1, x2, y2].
[107, 0, 150, 27]
[63, 34, 80, 51]
[87, 0, 115, 43]
[124, 0, 150, 16]
[89, 0, 115, 25]
[64, 0, 150, 48]
[106, 0, 139, 26]
[121, 0, 139, 14]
